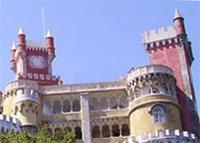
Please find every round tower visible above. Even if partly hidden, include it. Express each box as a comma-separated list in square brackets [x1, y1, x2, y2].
[4, 80, 41, 133]
[127, 65, 182, 137]
[17, 27, 26, 53]
[173, 9, 186, 36]
[11, 42, 16, 71]
[45, 30, 55, 76]
[45, 30, 55, 62]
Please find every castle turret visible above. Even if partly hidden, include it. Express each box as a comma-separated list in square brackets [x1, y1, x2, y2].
[17, 27, 26, 52]
[45, 30, 55, 62]
[13, 27, 27, 79]
[173, 9, 186, 36]
[141, 9, 199, 136]
[11, 42, 16, 71]
[127, 65, 182, 137]
[3, 80, 41, 133]
[45, 30, 55, 76]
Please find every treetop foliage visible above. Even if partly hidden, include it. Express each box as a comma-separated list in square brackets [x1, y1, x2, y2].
[0, 126, 75, 143]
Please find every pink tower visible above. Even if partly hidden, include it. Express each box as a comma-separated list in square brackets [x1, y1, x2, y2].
[11, 28, 61, 86]
[141, 9, 199, 136]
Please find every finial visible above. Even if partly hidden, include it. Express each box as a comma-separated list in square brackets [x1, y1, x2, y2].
[18, 27, 25, 35]
[11, 42, 16, 50]
[174, 9, 182, 19]
[46, 29, 52, 37]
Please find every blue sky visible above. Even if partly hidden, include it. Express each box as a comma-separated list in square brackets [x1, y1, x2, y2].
[0, 1, 199, 113]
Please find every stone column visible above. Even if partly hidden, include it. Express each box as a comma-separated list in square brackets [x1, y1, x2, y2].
[80, 93, 92, 143]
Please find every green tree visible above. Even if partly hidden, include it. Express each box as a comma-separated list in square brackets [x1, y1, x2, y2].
[0, 126, 75, 143]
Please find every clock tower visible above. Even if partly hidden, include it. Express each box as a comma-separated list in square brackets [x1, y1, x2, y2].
[11, 27, 61, 85]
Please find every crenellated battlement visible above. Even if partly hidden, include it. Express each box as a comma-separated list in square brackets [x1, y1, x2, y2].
[0, 114, 21, 133]
[26, 40, 48, 49]
[12, 87, 39, 105]
[5, 80, 39, 94]
[124, 129, 199, 143]
[141, 26, 177, 44]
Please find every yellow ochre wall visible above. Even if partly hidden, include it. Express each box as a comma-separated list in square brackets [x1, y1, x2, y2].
[129, 95, 182, 136]
[3, 94, 16, 116]
[12, 102, 38, 126]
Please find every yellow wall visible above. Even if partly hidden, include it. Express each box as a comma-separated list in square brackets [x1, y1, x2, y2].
[3, 94, 16, 116]
[12, 102, 38, 126]
[129, 98, 182, 136]
[92, 137, 128, 143]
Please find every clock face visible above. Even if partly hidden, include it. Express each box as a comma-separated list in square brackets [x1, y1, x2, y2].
[28, 55, 47, 69]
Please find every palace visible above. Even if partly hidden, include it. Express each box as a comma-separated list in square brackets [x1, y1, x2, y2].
[0, 10, 199, 143]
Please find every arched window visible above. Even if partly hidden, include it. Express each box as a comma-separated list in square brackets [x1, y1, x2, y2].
[102, 125, 110, 138]
[63, 100, 71, 112]
[43, 101, 52, 115]
[152, 106, 166, 124]
[29, 103, 33, 113]
[92, 125, 100, 138]
[112, 124, 120, 137]
[75, 127, 82, 139]
[110, 96, 118, 109]
[142, 81, 151, 95]
[54, 128, 62, 133]
[119, 96, 128, 109]
[72, 99, 80, 112]
[14, 106, 18, 115]
[21, 103, 25, 113]
[64, 127, 72, 132]
[99, 97, 108, 110]
[121, 124, 130, 136]
[53, 100, 61, 113]
[90, 97, 99, 111]
[152, 87, 159, 93]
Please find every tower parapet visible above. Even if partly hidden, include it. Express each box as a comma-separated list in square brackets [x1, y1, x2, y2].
[0, 114, 21, 134]
[127, 65, 182, 137]
[141, 26, 177, 46]
[127, 65, 176, 101]
[124, 129, 199, 143]
[3, 80, 41, 133]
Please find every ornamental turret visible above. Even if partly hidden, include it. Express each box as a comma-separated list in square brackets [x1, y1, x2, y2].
[45, 30, 55, 62]
[11, 42, 16, 71]
[173, 9, 186, 36]
[17, 27, 26, 52]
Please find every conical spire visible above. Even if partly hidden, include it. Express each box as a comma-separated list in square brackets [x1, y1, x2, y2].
[46, 29, 52, 37]
[11, 42, 16, 50]
[174, 9, 182, 19]
[18, 27, 25, 35]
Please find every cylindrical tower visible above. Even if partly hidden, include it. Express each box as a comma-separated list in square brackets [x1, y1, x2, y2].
[3, 80, 41, 133]
[45, 30, 55, 62]
[11, 42, 16, 72]
[173, 9, 186, 36]
[45, 30, 55, 76]
[11, 87, 39, 133]
[127, 65, 182, 137]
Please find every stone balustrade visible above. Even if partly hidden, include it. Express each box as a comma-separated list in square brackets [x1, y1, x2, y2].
[127, 65, 173, 83]
[41, 81, 126, 94]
